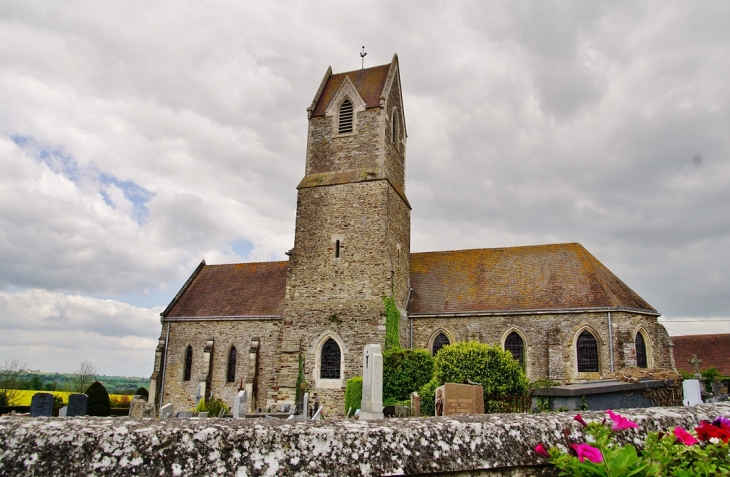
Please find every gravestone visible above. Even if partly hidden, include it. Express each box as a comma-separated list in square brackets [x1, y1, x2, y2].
[411, 392, 420, 418]
[67, 394, 88, 417]
[311, 406, 322, 420]
[233, 390, 247, 419]
[394, 405, 410, 417]
[129, 398, 156, 418]
[359, 344, 384, 420]
[197, 411, 209, 418]
[58, 406, 68, 417]
[301, 392, 308, 418]
[177, 411, 193, 418]
[683, 379, 702, 406]
[30, 393, 54, 417]
[160, 403, 174, 418]
[435, 383, 484, 416]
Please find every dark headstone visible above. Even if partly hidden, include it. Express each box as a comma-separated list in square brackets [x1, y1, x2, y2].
[30, 393, 54, 417]
[67, 394, 88, 417]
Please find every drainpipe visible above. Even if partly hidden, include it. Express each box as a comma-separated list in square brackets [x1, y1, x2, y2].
[158, 321, 171, 409]
[607, 312, 615, 373]
[406, 287, 413, 348]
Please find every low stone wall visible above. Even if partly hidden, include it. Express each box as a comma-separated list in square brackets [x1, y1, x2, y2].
[1, 403, 729, 476]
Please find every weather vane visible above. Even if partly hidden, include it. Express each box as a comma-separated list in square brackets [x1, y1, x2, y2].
[360, 46, 367, 69]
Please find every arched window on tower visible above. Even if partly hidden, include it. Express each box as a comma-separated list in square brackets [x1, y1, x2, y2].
[391, 110, 399, 144]
[183, 345, 193, 381]
[320, 338, 341, 379]
[432, 333, 450, 356]
[504, 332, 525, 369]
[338, 99, 353, 134]
[576, 331, 599, 372]
[227, 346, 237, 383]
[635, 333, 648, 368]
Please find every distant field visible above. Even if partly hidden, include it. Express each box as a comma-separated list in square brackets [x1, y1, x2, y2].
[12, 390, 129, 407]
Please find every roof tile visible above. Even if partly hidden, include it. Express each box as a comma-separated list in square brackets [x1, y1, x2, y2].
[311, 64, 391, 117]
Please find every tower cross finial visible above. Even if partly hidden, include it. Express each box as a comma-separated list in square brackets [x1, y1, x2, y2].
[360, 46, 367, 69]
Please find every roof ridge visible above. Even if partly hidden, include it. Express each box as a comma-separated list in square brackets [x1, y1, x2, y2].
[332, 63, 391, 76]
[204, 260, 288, 267]
[412, 242, 581, 255]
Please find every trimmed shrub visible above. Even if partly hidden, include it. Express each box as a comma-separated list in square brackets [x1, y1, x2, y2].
[85, 381, 111, 417]
[344, 376, 362, 416]
[418, 378, 439, 417]
[383, 348, 434, 403]
[134, 386, 149, 400]
[434, 341, 529, 396]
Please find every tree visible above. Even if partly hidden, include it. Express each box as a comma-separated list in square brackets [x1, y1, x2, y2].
[0, 358, 27, 406]
[71, 360, 97, 393]
[85, 381, 111, 416]
[28, 375, 44, 390]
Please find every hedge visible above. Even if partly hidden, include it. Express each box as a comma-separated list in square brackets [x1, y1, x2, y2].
[344, 376, 362, 416]
[383, 348, 434, 404]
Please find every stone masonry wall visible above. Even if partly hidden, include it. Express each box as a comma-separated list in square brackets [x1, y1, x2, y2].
[160, 318, 281, 413]
[2, 403, 728, 476]
[383, 75, 406, 191]
[411, 311, 675, 383]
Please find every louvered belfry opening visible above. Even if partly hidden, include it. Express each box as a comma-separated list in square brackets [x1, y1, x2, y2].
[432, 333, 450, 356]
[320, 338, 341, 379]
[577, 331, 599, 372]
[505, 332, 525, 368]
[635, 333, 648, 368]
[183, 345, 193, 381]
[338, 99, 353, 133]
[227, 346, 237, 382]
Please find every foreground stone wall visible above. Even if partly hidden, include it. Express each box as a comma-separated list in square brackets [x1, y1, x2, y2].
[2, 403, 728, 476]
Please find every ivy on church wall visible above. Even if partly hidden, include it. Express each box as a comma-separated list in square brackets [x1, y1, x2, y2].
[383, 295, 401, 351]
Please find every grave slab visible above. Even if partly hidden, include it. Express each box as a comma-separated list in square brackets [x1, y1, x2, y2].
[66, 394, 88, 417]
[30, 393, 54, 417]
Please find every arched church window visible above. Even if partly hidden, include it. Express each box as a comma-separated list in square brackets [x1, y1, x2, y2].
[338, 99, 353, 134]
[320, 338, 341, 379]
[227, 346, 237, 383]
[432, 333, 450, 356]
[635, 333, 648, 368]
[391, 110, 399, 144]
[183, 345, 193, 381]
[576, 331, 599, 372]
[504, 332, 525, 368]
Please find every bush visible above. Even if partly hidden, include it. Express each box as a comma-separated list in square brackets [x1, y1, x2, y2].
[109, 395, 131, 408]
[418, 378, 439, 416]
[383, 348, 434, 403]
[434, 341, 528, 396]
[344, 376, 362, 416]
[205, 395, 230, 417]
[85, 381, 111, 416]
[134, 386, 149, 400]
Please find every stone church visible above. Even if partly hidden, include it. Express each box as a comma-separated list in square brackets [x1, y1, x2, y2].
[149, 55, 676, 416]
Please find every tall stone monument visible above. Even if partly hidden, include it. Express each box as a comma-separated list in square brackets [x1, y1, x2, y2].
[359, 344, 384, 420]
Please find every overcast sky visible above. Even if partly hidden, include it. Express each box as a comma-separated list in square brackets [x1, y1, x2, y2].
[1, 1, 728, 377]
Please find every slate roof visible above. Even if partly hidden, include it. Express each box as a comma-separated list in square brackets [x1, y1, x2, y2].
[163, 261, 287, 318]
[310, 63, 391, 117]
[163, 243, 656, 318]
[407, 243, 656, 315]
[671, 334, 730, 376]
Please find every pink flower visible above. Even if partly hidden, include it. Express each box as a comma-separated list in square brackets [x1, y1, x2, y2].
[606, 410, 638, 431]
[571, 443, 603, 463]
[534, 443, 549, 457]
[673, 427, 698, 446]
[573, 414, 588, 427]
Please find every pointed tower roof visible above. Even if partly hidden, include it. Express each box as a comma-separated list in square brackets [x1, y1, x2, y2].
[309, 63, 392, 117]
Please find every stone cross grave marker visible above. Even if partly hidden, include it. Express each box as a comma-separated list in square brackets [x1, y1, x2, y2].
[58, 406, 68, 417]
[160, 403, 174, 418]
[67, 394, 88, 417]
[30, 393, 54, 417]
[683, 379, 703, 406]
[359, 344, 384, 420]
[435, 383, 484, 416]
[689, 354, 703, 378]
[411, 392, 420, 417]
[233, 390, 247, 419]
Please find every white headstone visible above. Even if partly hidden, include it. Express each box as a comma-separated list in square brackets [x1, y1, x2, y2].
[683, 379, 703, 406]
[160, 403, 174, 418]
[197, 411, 209, 418]
[58, 406, 68, 417]
[302, 392, 309, 417]
[233, 390, 247, 419]
[311, 406, 322, 420]
[359, 343, 384, 420]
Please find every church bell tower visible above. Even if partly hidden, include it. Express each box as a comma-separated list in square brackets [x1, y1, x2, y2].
[273, 55, 411, 412]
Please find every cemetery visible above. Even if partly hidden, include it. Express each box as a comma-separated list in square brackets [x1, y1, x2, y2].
[2, 343, 730, 475]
